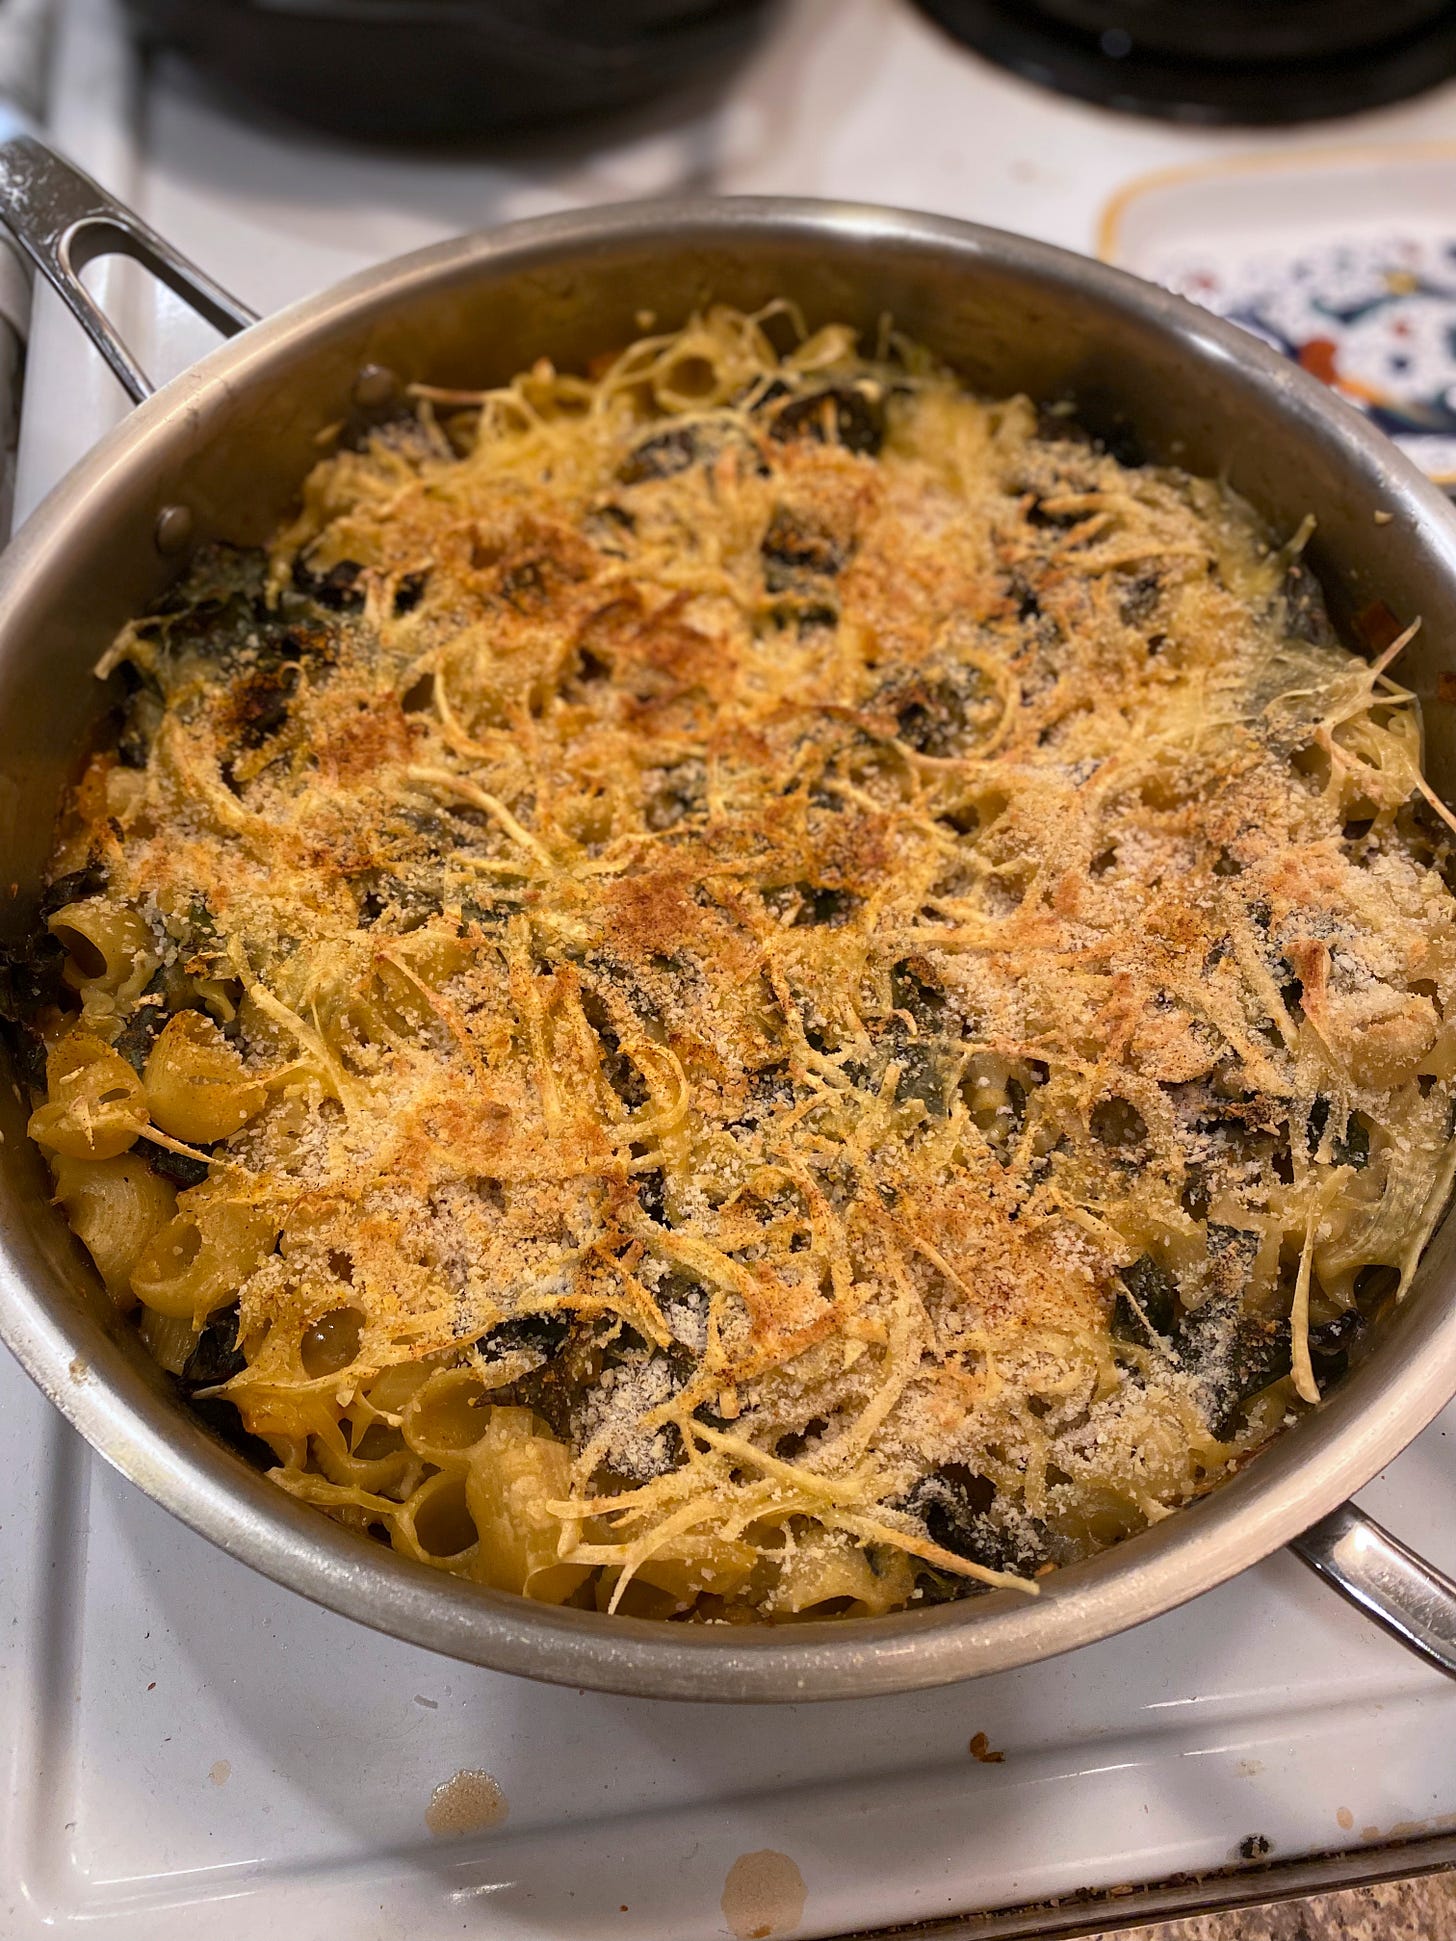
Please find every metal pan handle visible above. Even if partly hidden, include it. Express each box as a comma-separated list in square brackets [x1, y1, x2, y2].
[1291, 1502, 1456, 1679]
[0, 109, 255, 405]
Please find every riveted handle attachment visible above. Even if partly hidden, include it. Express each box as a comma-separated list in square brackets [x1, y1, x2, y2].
[0, 109, 255, 404]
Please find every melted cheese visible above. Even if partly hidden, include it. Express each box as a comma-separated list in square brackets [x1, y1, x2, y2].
[34, 305, 1456, 1620]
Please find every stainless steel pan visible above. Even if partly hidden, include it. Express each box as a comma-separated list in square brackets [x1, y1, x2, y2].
[0, 121, 1453, 1700]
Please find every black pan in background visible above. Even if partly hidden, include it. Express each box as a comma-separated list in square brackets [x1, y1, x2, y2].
[1039, 0, 1453, 62]
[122, 0, 773, 145]
[916, 0, 1456, 124]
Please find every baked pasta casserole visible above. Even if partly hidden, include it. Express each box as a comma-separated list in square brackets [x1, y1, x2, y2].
[10, 306, 1456, 1621]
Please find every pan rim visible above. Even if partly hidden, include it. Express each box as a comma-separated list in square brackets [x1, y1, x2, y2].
[3, 192, 1456, 1699]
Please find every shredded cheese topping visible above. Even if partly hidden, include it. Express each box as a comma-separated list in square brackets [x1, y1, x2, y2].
[21, 304, 1456, 1624]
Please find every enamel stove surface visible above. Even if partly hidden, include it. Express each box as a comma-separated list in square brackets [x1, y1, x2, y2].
[4, 4, 1456, 1936]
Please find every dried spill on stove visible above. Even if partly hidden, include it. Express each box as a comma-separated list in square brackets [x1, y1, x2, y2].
[722, 1849, 807, 1939]
[424, 1768, 508, 1837]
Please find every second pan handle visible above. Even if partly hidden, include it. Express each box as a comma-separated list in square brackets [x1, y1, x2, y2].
[0, 106, 255, 404]
[1290, 1501, 1456, 1679]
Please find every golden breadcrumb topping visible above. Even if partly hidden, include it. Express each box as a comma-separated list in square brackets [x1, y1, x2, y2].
[20, 306, 1456, 1622]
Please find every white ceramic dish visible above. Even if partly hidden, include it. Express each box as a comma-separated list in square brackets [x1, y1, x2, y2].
[1101, 145, 1456, 482]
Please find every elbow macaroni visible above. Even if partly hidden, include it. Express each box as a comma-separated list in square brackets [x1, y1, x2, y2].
[28, 1035, 147, 1160]
[131, 1200, 278, 1322]
[144, 1011, 266, 1144]
[49, 1151, 176, 1306]
[49, 900, 157, 1005]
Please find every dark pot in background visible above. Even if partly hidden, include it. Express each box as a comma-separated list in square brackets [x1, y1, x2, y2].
[916, 0, 1456, 124]
[1039, 0, 1453, 62]
[122, 0, 773, 145]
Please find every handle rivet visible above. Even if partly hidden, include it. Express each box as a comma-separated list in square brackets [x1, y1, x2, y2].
[353, 363, 398, 408]
[154, 505, 193, 555]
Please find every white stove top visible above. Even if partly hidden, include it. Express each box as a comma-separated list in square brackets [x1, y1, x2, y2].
[4, 3, 1456, 1936]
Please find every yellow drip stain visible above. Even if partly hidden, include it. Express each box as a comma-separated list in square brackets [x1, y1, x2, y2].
[1386, 1814, 1456, 1839]
[425, 1769, 508, 1838]
[1337, 1806, 1354, 1830]
[209, 1760, 230, 1787]
[722, 1850, 807, 1939]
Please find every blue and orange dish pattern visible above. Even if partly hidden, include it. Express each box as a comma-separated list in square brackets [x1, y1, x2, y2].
[1159, 236, 1456, 481]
